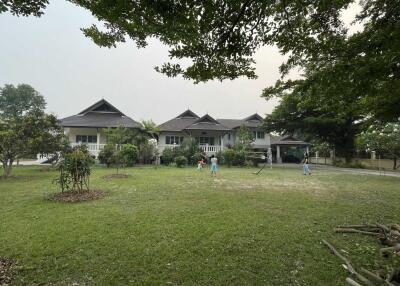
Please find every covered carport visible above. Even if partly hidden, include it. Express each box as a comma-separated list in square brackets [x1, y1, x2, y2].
[271, 135, 311, 163]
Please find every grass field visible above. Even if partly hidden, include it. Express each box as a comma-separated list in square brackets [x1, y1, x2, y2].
[1, 166, 400, 285]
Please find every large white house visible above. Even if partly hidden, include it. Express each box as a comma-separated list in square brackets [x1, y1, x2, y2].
[158, 110, 270, 155]
[60, 100, 310, 163]
[60, 99, 142, 157]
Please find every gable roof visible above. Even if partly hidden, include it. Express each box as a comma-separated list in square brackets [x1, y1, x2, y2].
[271, 135, 310, 145]
[60, 99, 141, 128]
[158, 111, 231, 132]
[158, 110, 200, 132]
[176, 109, 199, 119]
[218, 113, 264, 129]
[78, 99, 125, 115]
[184, 114, 230, 131]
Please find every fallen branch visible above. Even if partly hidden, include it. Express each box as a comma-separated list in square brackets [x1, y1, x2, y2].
[335, 228, 380, 236]
[346, 277, 363, 286]
[322, 240, 356, 275]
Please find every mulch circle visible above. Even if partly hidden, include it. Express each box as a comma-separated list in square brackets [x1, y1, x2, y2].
[47, 190, 106, 203]
[102, 174, 132, 179]
[0, 257, 17, 286]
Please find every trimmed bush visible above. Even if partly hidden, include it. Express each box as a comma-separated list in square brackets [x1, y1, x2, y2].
[175, 155, 188, 168]
[191, 152, 205, 164]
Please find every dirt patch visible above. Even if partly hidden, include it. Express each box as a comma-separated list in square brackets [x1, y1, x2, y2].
[48, 190, 106, 203]
[0, 257, 17, 286]
[102, 174, 132, 179]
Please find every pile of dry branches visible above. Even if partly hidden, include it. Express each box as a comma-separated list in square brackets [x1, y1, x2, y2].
[323, 224, 400, 286]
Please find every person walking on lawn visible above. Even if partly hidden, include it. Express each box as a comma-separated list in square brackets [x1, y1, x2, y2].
[303, 152, 311, 175]
[210, 155, 218, 176]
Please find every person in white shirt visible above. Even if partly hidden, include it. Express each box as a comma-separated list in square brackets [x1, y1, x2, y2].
[210, 155, 218, 176]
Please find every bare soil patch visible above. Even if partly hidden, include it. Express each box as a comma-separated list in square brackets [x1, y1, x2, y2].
[48, 190, 106, 203]
[102, 174, 132, 179]
[0, 257, 17, 286]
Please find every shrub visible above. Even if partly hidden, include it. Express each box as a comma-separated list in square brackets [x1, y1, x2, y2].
[216, 150, 225, 165]
[175, 155, 188, 168]
[120, 144, 138, 166]
[191, 152, 205, 164]
[54, 145, 94, 192]
[98, 144, 116, 168]
[233, 150, 246, 166]
[178, 138, 205, 165]
[222, 149, 236, 167]
[162, 148, 175, 165]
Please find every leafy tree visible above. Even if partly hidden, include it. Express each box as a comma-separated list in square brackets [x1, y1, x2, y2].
[357, 122, 400, 170]
[105, 125, 132, 150]
[0, 0, 48, 16]
[263, 73, 364, 163]
[311, 140, 332, 165]
[140, 120, 160, 140]
[236, 125, 253, 152]
[0, 84, 63, 177]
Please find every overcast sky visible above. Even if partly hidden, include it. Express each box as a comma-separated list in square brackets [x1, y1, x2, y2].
[0, 1, 360, 124]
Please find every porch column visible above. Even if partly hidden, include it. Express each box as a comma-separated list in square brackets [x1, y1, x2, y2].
[220, 135, 224, 151]
[306, 146, 309, 155]
[96, 128, 100, 153]
[276, 145, 282, 164]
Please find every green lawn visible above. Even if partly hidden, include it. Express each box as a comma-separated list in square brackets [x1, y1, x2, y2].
[1, 166, 400, 285]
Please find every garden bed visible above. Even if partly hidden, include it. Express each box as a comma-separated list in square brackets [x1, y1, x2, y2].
[47, 190, 106, 203]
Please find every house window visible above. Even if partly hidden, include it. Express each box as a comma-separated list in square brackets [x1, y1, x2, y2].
[257, 131, 265, 139]
[165, 136, 184, 145]
[76, 135, 97, 143]
[252, 131, 265, 140]
[195, 137, 215, 145]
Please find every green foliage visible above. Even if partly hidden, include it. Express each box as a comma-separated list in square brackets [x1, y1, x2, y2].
[0, 0, 48, 17]
[357, 122, 400, 169]
[0, 84, 63, 177]
[221, 149, 247, 167]
[161, 148, 175, 166]
[54, 145, 93, 192]
[222, 149, 236, 167]
[311, 141, 332, 158]
[236, 125, 253, 152]
[233, 150, 246, 167]
[140, 120, 160, 140]
[120, 144, 138, 167]
[105, 125, 132, 149]
[263, 77, 361, 163]
[191, 152, 205, 165]
[98, 144, 116, 168]
[215, 151, 224, 165]
[174, 155, 188, 168]
[177, 138, 205, 165]
[138, 139, 157, 164]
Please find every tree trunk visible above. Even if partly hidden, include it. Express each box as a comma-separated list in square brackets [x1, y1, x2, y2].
[393, 157, 397, 170]
[3, 160, 13, 177]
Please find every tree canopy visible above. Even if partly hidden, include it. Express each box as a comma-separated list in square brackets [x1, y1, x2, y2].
[0, 84, 63, 177]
